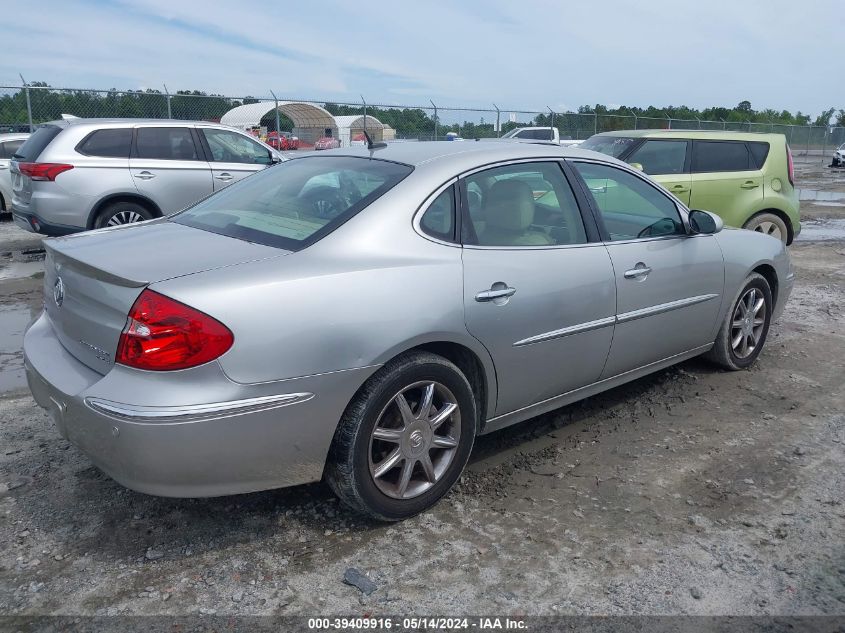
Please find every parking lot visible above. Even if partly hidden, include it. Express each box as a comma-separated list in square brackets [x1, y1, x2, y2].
[0, 157, 843, 616]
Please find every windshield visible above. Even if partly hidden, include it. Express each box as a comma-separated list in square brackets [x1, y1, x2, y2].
[580, 135, 638, 158]
[173, 156, 412, 251]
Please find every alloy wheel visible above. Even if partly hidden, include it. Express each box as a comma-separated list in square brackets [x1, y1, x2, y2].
[730, 287, 767, 359]
[368, 381, 461, 499]
[106, 210, 145, 226]
[753, 221, 782, 241]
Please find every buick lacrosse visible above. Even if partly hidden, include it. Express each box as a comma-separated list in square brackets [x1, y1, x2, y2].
[24, 141, 793, 520]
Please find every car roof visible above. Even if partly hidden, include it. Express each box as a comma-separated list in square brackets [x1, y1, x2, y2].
[312, 140, 605, 167]
[38, 118, 239, 129]
[592, 129, 785, 141]
[0, 132, 30, 140]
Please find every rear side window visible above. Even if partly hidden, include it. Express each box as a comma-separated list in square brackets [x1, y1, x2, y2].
[77, 128, 132, 158]
[135, 127, 199, 161]
[0, 139, 24, 159]
[12, 125, 62, 161]
[420, 187, 456, 242]
[691, 141, 751, 173]
[173, 156, 412, 251]
[747, 142, 770, 169]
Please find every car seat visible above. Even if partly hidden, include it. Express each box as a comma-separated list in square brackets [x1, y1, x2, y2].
[480, 180, 554, 246]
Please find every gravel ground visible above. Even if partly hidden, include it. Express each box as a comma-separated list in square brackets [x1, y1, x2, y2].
[0, 163, 844, 617]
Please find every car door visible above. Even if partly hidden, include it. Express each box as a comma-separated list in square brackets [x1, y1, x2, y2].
[625, 139, 692, 205]
[688, 140, 763, 224]
[198, 127, 275, 190]
[130, 126, 213, 214]
[460, 160, 616, 416]
[570, 160, 724, 379]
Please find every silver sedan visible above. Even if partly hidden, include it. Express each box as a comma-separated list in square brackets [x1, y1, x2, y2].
[24, 141, 793, 520]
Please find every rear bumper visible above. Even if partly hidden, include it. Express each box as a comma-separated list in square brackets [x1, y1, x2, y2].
[24, 312, 374, 497]
[12, 210, 81, 236]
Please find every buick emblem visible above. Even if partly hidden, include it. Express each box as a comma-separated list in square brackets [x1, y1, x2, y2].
[53, 277, 65, 307]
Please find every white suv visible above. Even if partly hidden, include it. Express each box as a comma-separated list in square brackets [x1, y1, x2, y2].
[11, 119, 282, 235]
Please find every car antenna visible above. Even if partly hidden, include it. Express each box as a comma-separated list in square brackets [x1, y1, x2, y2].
[364, 130, 387, 150]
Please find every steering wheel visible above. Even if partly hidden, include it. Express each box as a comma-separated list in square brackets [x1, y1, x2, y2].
[303, 186, 348, 220]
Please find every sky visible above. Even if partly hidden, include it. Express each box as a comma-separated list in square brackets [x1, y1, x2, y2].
[2, 0, 842, 118]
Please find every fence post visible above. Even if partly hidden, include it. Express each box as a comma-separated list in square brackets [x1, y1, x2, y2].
[19, 74, 33, 132]
[163, 84, 172, 119]
[696, 117, 701, 130]
[548, 106, 555, 139]
[430, 100, 438, 141]
[361, 95, 367, 142]
[633, 113, 638, 130]
[493, 103, 500, 138]
[270, 90, 281, 135]
[593, 113, 597, 135]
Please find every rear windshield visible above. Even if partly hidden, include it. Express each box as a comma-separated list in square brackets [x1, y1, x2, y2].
[173, 156, 413, 251]
[580, 135, 638, 158]
[12, 125, 63, 161]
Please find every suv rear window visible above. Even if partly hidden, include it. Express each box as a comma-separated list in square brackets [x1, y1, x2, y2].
[77, 128, 132, 158]
[691, 141, 751, 172]
[12, 125, 62, 161]
[173, 156, 413, 251]
[747, 141, 770, 169]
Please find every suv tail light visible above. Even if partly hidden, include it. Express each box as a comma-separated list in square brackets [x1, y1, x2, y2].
[786, 144, 795, 187]
[116, 290, 233, 371]
[17, 162, 74, 181]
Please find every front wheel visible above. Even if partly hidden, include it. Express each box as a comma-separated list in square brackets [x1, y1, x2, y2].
[743, 212, 789, 245]
[706, 272, 773, 370]
[325, 351, 477, 521]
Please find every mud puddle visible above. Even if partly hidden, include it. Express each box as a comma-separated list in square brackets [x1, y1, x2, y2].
[795, 218, 845, 242]
[0, 303, 36, 392]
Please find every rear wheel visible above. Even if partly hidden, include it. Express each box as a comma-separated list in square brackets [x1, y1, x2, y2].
[325, 351, 477, 521]
[743, 212, 789, 244]
[95, 201, 154, 228]
[706, 272, 772, 370]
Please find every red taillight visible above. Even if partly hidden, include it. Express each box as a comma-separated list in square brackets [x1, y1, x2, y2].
[786, 144, 794, 187]
[17, 162, 74, 181]
[116, 290, 233, 371]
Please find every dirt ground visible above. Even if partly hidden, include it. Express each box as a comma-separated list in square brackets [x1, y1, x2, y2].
[0, 162, 844, 617]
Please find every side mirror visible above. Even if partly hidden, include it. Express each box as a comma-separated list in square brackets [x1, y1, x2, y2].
[629, 162, 644, 171]
[688, 209, 723, 235]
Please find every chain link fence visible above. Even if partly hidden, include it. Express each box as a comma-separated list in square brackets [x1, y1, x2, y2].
[1, 85, 842, 158]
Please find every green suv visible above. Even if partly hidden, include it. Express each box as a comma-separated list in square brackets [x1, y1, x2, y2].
[580, 130, 800, 244]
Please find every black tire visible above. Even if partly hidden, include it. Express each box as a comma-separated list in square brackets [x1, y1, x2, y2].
[706, 272, 773, 370]
[94, 201, 154, 228]
[325, 351, 477, 521]
[743, 212, 789, 245]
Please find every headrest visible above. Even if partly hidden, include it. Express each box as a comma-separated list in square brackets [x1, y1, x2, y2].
[484, 179, 535, 231]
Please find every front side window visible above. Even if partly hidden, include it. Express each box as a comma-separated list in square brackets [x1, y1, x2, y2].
[419, 186, 455, 242]
[580, 135, 638, 158]
[135, 127, 199, 161]
[202, 128, 272, 165]
[77, 128, 132, 158]
[173, 156, 412, 250]
[573, 161, 684, 241]
[691, 141, 751, 173]
[463, 162, 587, 247]
[627, 140, 688, 175]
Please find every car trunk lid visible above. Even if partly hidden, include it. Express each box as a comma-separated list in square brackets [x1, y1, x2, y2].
[42, 220, 289, 374]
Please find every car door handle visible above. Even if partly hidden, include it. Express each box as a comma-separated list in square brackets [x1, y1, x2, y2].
[624, 266, 652, 279]
[475, 287, 517, 302]
[740, 181, 759, 189]
[134, 171, 156, 180]
[215, 173, 234, 181]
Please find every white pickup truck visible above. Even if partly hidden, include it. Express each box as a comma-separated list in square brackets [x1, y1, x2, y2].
[501, 127, 583, 146]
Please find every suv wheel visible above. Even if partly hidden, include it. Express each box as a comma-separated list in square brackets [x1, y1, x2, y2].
[706, 272, 773, 370]
[743, 212, 789, 244]
[325, 351, 477, 521]
[95, 201, 154, 228]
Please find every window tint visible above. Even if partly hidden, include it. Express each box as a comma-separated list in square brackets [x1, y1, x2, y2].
[463, 162, 586, 247]
[420, 187, 455, 241]
[77, 128, 132, 158]
[691, 141, 751, 172]
[173, 156, 412, 251]
[135, 127, 199, 160]
[627, 140, 687, 175]
[573, 161, 684, 241]
[580, 135, 638, 158]
[13, 125, 62, 161]
[202, 128, 272, 165]
[747, 141, 770, 169]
